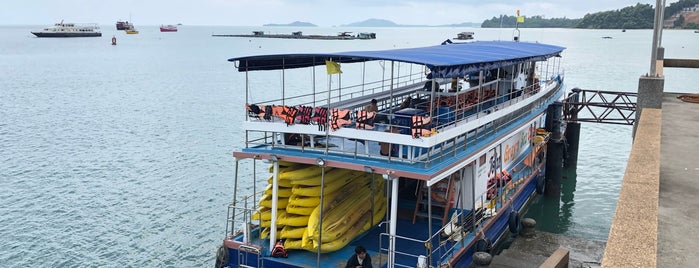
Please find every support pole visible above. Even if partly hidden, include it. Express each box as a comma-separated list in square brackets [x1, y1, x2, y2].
[544, 102, 563, 196]
[388, 176, 399, 268]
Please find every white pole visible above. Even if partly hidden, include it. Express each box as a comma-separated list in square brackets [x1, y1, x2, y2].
[388, 176, 399, 268]
[269, 160, 279, 251]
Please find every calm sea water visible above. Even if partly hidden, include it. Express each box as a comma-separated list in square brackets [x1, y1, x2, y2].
[1, 24, 697, 267]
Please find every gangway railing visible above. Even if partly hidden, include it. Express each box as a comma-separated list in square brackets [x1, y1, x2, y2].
[562, 88, 637, 126]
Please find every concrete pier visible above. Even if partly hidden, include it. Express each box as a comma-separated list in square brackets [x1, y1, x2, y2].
[656, 94, 699, 267]
[489, 231, 605, 268]
[602, 93, 699, 267]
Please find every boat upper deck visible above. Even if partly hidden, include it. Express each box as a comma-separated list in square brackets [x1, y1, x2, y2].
[229, 41, 565, 182]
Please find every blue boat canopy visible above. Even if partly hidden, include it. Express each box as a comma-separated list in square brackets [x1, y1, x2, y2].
[228, 41, 565, 78]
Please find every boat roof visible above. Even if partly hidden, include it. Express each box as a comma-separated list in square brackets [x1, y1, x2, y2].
[228, 40, 565, 78]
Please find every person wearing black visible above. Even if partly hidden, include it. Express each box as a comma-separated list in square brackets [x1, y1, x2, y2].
[345, 245, 372, 268]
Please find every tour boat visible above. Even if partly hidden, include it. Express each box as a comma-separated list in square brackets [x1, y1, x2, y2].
[31, 21, 101, 38]
[116, 20, 133, 30]
[160, 25, 178, 32]
[216, 39, 566, 267]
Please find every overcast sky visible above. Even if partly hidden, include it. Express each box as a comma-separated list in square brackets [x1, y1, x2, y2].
[3, 0, 670, 26]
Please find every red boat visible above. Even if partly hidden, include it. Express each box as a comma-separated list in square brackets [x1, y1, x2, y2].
[159, 25, 178, 32]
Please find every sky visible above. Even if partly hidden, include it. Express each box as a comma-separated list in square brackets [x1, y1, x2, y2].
[2, 0, 672, 26]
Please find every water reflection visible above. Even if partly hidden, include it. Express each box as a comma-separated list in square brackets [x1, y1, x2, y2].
[524, 165, 577, 234]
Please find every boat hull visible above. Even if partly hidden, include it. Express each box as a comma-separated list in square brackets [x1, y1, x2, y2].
[31, 32, 101, 38]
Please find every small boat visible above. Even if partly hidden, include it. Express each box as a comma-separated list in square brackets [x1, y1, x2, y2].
[694, 30, 699, 33]
[602, 36, 613, 39]
[455, 31, 475, 40]
[125, 23, 139, 34]
[216, 38, 566, 267]
[160, 24, 178, 32]
[116, 20, 133, 30]
[31, 21, 101, 37]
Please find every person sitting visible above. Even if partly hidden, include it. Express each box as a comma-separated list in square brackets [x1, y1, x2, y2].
[380, 127, 400, 157]
[284, 133, 305, 146]
[399, 96, 414, 110]
[423, 80, 440, 91]
[365, 99, 378, 113]
[345, 245, 372, 268]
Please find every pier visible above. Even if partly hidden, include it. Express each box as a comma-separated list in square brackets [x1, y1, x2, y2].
[212, 31, 376, 40]
[478, 1, 699, 266]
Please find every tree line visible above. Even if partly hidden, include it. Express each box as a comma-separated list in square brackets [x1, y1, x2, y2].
[481, 0, 699, 29]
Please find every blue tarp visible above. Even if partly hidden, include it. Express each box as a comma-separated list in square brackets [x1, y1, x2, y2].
[228, 41, 565, 78]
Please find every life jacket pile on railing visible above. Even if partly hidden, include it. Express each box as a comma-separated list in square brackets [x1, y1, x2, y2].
[429, 89, 496, 114]
[246, 104, 378, 132]
[486, 170, 512, 200]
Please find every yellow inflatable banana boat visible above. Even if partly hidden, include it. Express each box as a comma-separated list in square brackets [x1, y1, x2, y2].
[289, 168, 356, 186]
[263, 184, 293, 197]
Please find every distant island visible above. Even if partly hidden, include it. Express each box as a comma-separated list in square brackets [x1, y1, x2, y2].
[263, 21, 316, 27]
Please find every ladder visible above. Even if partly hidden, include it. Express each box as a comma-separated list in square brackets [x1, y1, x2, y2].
[413, 176, 455, 225]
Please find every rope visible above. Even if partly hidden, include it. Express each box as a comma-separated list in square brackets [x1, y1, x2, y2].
[677, 93, 699, 103]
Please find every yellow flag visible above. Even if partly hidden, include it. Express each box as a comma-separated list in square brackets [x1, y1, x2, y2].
[517, 16, 524, 23]
[325, 60, 342, 74]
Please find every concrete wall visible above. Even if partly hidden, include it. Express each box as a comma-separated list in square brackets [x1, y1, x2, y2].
[602, 108, 661, 268]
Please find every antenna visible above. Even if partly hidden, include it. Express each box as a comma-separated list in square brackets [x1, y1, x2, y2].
[513, 9, 522, 42]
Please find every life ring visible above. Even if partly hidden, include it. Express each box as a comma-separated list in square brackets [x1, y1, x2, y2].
[475, 237, 492, 253]
[215, 244, 229, 268]
[535, 173, 545, 194]
[508, 211, 521, 234]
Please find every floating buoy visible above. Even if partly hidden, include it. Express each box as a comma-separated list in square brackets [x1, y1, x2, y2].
[111, 36, 117, 45]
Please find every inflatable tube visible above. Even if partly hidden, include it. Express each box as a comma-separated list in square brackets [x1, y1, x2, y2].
[535, 174, 545, 194]
[308, 182, 385, 242]
[286, 204, 316, 215]
[279, 166, 328, 180]
[252, 208, 285, 221]
[287, 194, 320, 208]
[268, 161, 302, 173]
[259, 227, 281, 239]
[280, 225, 307, 239]
[290, 169, 356, 186]
[284, 238, 314, 251]
[291, 174, 354, 197]
[259, 194, 289, 209]
[509, 211, 521, 233]
[315, 196, 386, 243]
[305, 177, 379, 237]
[264, 184, 293, 197]
[278, 213, 310, 227]
[315, 201, 387, 252]
[267, 176, 293, 188]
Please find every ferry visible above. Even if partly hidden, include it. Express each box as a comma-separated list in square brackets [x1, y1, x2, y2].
[31, 21, 101, 38]
[216, 39, 565, 267]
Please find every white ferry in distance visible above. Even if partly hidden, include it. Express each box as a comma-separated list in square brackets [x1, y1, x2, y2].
[31, 21, 101, 38]
[216, 37, 566, 267]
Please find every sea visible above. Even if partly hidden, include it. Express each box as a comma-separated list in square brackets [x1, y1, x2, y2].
[1, 24, 698, 267]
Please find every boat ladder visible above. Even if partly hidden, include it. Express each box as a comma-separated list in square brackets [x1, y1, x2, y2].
[412, 176, 456, 225]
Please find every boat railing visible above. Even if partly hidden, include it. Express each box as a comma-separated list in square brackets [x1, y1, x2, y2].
[243, 78, 560, 167]
[377, 230, 431, 268]
[247, 69, 425, 109]
[226, 189, 266, 238]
